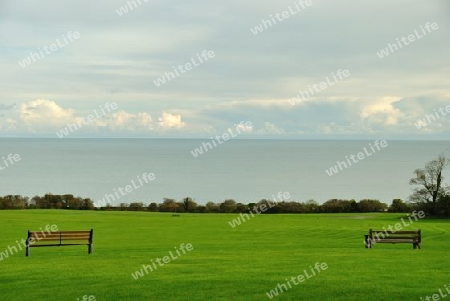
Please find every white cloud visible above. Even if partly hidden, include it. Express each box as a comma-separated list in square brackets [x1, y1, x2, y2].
[108, 111, 153, 131]
[19, 99, 75, 129]
[2, 95, 450, 137]
[158, 112, 185, 129]
[360, 97, 405, 126]
[1, 99, 189, 135]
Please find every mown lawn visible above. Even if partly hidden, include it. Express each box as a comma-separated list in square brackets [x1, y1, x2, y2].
[0, 210, 448, 300]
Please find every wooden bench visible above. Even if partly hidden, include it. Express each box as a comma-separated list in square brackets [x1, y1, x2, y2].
[365, 229, 421, 249]
[26, 229, 93, 256]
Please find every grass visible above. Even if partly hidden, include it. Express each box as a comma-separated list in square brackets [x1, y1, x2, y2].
[0, 210, 449, 300]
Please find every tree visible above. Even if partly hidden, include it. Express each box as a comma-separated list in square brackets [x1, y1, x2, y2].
[205, 202, 220, 213]
[358, 199, 387, 212]
[129, 202, 144, 211]
[304, 200, 319, 213]
[219, 199, 237, 213]
[235, 203, 249, 213]
[82, 198, 95, 210]
[322, 199, 354, 213]
[388, 199, 411, 213]
[196, 205, 206, 213]
[0, 195, 28, 209]
[437, 195, 450, 217]
[284, 201, 306, 213]
[32, 195, 49, 209]
[182, 197, 197, 212]
[148, 202, 158, 212]
[159, 198, 179, 212]
[247, 203, 257, 211]
[409, 155, 449, 206]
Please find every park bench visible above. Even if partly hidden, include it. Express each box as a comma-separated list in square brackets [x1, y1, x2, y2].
[364, 229, 421, 249]
[26, 229, 93, 256]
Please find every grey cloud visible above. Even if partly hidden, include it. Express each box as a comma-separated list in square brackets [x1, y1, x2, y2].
[0, 103, 15, 110]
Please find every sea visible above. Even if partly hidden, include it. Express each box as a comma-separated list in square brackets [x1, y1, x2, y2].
[0, 139, 448, 205]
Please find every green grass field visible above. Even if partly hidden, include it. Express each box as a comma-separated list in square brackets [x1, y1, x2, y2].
[0, 210, 449, 301]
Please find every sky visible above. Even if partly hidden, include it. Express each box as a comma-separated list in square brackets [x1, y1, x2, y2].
[0, 0, 449, 139]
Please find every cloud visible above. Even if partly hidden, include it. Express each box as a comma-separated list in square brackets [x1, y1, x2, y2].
[158, 112, 185, 129]
[360, 97, 405, 126]
[0, 103, 15, 110]
[0, 118, 18, 131]
[234, 121, 252, 133]
[1, 0, 449, 138]
[2, 99, 187, 136]
[108, 111, 154, 131]
[190, 95, 450, 137]
[1, 95, 450, 137]
[19, 99, 75, 130]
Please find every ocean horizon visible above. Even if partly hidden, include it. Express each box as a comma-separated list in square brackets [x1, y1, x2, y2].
[1, 138, 448, 205]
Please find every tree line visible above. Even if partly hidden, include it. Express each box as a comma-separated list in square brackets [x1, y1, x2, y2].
[0, 194, 94, 210]
[1, 154, 449, 217]
[0, 194, 413, 214]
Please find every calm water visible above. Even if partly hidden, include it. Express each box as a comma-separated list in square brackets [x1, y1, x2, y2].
[0, 139, 448, 205]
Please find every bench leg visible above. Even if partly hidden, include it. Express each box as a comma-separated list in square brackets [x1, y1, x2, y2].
[26, 234, 30, 257]
[88, 244, 93, 254]
[364, 235, 371, 248]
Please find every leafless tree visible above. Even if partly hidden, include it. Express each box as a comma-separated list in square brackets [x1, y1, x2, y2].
[409, 155, 449, 204]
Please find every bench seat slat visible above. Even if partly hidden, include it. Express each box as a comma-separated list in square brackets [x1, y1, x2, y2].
[372, 236, 418, 240]
[29, 243, 90, 247]
[375, 239, 416, 244]
[29, 231, 90, 234]
[29, 234, 91, 238]
[30, 233, 60, 236]
[371, 231, 420, 234]
[33, 237, 90, 241]
[30, 234, 89, 237]
[60, 234, 90, 236]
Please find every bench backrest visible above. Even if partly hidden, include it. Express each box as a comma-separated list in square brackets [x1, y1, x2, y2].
[369, 229, 421, 242]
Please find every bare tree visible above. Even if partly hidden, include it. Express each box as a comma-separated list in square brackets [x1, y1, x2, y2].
[205, 202, 220, 213]
[159, 198, 179, 212]
[219, 199, 237, 213]
[182, 197, 197, 212]
[409, 155, 449, 204]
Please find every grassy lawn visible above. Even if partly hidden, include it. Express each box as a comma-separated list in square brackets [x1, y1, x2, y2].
[0, 210, 448, 300]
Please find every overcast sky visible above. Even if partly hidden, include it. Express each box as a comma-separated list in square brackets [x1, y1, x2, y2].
[0, 0, 449, 138]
